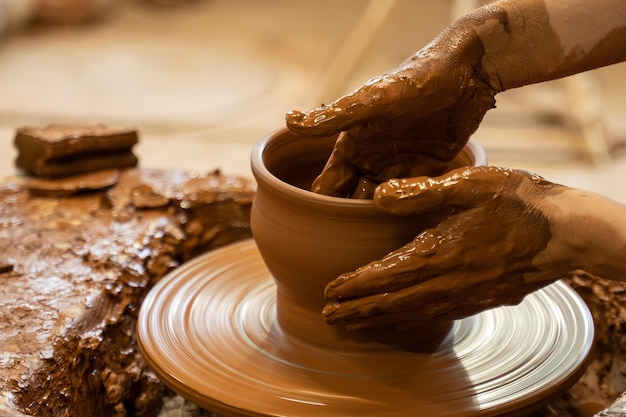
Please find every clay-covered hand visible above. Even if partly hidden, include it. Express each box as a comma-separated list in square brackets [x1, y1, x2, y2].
[286, 28, 496, 197]
[322, 166, 576, 330]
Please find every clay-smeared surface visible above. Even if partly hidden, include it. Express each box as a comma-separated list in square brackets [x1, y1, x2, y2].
[563, 272, 626, 414]
[0, 168, 254, 416]
[137, 239, 594, 417]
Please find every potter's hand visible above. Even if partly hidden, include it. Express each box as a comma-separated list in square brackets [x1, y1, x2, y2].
[287, 0, 626, 198]
[286, 27, 496, 197]
[322, 166, 578, 330]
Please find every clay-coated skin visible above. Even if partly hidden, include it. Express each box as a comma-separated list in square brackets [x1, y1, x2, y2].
[322, 167, 626, 330]
[286, 25, 496, 197]
[286, 0, 626, 197]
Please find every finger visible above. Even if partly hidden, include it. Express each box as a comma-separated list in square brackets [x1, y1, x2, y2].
[331, 268, 558, 330]
[323, 267, 503, 329]
[285, 92, 377, 137]
[285, 76, 412, 137]
[350, 177, 379, 199]
[286, 107, 347, 137]
[311, 164, 359, 197]
[324, 230, 441, 300]
[310, 131, 360, 197]
[341, 294, 465, 331]
[323, 276, 455, 327]
[374, 166, 520, 215]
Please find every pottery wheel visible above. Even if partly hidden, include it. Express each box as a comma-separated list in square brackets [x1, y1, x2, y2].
[137, 239, 594, 417]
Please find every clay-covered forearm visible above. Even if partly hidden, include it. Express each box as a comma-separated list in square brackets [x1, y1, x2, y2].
[453, 0, 626, 92]
[536, 188, 626, 283]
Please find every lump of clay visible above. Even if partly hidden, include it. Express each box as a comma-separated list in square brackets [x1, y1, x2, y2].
[22, 168, 121, 197]
[14, 123, 138, 177]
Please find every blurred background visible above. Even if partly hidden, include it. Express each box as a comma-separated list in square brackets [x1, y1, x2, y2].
[1, 0, 625, 201]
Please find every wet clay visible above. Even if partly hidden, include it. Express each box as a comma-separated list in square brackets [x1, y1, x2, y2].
[14, 124, 139, 177]
[21, 168, 121, 197]
[249, 128, 488, 348]
[0, 167, 254, 417]
[564, 271, 626, 413]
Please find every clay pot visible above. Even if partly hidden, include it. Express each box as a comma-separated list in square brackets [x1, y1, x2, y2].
[250, 128, 487, 349]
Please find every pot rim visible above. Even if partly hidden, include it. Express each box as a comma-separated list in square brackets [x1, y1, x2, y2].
[250, 127, 488, 211]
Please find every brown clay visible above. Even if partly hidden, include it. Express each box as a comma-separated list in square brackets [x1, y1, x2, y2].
[249, 128, 486, 348]
[0, 167, 254, 416]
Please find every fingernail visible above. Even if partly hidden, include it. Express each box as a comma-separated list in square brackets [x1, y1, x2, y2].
[322, 302, 340, 323]
[324, 282, 343, 299]
[285, 110, 305, 124]
[324, 285, 338, 299]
